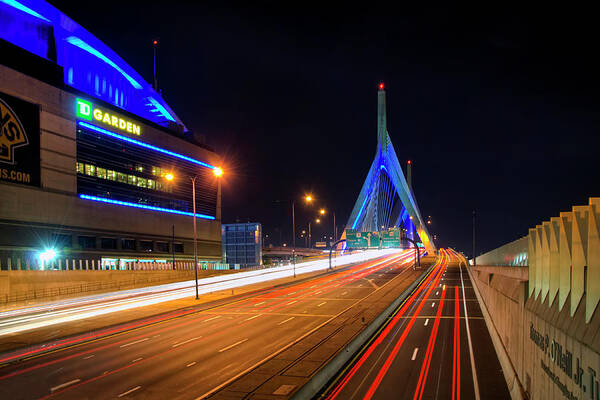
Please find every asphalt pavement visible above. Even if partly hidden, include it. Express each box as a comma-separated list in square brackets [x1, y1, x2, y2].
[322, 248, 510, 400]
[0, 250, 417, 399]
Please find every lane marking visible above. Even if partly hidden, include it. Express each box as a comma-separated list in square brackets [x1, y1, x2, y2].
[341, 291, 348, 296]
[278, 317, 295, 325]
[411, 347, 419, 361]
[460, 263, 481, 400]
[315, 291, 322, 295]
[51, 379, 80, 392]
[120, 338, 148, 348]
[431, 302, 435, 308]
[173, 337, 202, 348]
[218, 338, 248, 353]
[436, 291, 439, 295]
[83, 355, 95, 360]
[317, 302, 327, 307]
[244, 314, 262, 321]
[255, 301, 265, 306]
[203, 316, 221, 322]
[424, 318, 429, 326]
[286, 300, 297, 305]
[131, 357, 143, 363]
[187, 362, 196, 367]
[118, 385, 141, 397]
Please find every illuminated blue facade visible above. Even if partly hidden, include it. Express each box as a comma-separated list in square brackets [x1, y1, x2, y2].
[0, 0, 185, 129]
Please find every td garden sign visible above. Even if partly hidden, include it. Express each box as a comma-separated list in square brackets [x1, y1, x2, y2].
[76, 98, 141, 136]
[0, 91, 40, 187]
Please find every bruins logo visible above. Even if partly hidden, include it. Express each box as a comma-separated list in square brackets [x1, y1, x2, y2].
[0, 98, 29, 165]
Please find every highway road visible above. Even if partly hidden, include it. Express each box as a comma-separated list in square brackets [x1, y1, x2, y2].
[322, 248, 510, 400]
[0, 249, 399, 337]
[0, 250, 417, 399]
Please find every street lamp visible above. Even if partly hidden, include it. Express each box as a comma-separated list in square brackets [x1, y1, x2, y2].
[288, 194, 314, 278]
[308, 218, 321, 248]
[167, 167, 223, 300]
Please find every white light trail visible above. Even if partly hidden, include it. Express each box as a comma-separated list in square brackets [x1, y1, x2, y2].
[0, 249, 406, 336]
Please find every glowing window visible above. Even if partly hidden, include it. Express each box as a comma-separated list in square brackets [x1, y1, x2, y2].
[96, 167, 106, 179]
[85, 164, 95, 176]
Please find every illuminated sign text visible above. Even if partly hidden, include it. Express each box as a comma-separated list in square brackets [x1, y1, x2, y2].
[76, 98, 141, 135]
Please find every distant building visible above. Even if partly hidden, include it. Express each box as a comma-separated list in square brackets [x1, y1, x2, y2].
[222, 223, 262, 267]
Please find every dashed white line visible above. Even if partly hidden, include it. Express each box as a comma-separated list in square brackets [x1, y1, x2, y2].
[315, 291, 322, 295]
[245, 314, 262, 321]
[203, 316, 221, 322]
[317, 302, 327, 307]
[287, 300, 297, 305]
[186, 362, 196, 367]
[118, 385, 141, 397]
[341, 291, 348, 296]
[218, 338, 248, 353]
[131, 357, 143, 363]
[255, 301, 265, 306]
[432, 302, 435, 308]
[51, 379, 81, 392]
[278, 317, 295, 325]
[120, 338, 148, 348]
[172, 336, 202, 348]
[411, 347, 419, 360]
[83, 354, 95, 360]
[436, 291, 439, 295]
[424, 318, 429, 326]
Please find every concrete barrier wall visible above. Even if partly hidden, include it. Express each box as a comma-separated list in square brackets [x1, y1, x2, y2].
[470, 265, 600, 400]
[0, 269, 220, 304]
[475, 236, 529, 266]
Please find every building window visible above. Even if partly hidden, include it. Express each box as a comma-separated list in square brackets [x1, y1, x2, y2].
[78, 236, 96, 249]
[96, 167, 107, 179]
[156, 242, 169, 252]
[121, 238, 136, 250]
[137, 177, 147, 188]
[173, 243, 184, 253]
[101, 238, 117, 249]
[140, 240, 153, 251]
[76, 162, 84, 174]
[117, 172, 127, 183]
[107, 170, 116, 181]
[85, 164, 96, 176]
[52, 234, 72, 248]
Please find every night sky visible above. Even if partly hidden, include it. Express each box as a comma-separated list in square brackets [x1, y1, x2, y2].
[52, 2, 600, 256]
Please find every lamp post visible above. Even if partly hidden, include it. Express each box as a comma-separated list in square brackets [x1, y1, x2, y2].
[286, 194, 312, 278]
[166, 167, 223, 300]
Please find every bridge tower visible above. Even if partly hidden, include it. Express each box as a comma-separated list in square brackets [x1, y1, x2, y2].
[345, 84, 435, 252]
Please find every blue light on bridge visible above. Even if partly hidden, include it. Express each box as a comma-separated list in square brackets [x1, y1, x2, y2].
[79, 194, 215, 220]
[77, 121, 216, 170]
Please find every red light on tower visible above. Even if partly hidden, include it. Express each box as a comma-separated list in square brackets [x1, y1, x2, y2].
[153, 40, 158, 45]
[379, 83, 385, 90]
[408, 160, 412, 164]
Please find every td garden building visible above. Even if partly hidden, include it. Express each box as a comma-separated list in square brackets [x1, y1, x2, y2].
[0, 1, 222, 269]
